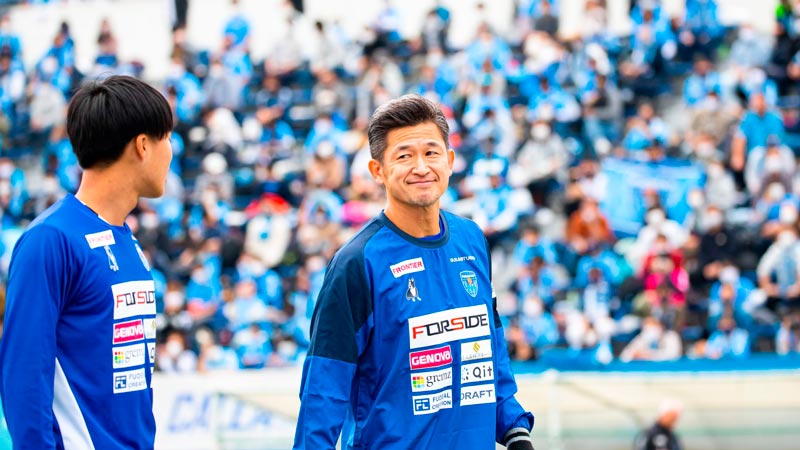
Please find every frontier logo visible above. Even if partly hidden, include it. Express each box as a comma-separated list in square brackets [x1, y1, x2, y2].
[390, 257, 425, 278]
[409, 345, 452, 370]
[113, 320, 144, 344]
[408, 304, 491, 349]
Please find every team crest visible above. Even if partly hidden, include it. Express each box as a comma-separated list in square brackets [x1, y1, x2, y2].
[406, 277, 422, 302]
[460, 271, 478, 297]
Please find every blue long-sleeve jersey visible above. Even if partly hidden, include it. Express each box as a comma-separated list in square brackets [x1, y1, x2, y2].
[0, 194, 157, 449]
[293, 211, 533, 449]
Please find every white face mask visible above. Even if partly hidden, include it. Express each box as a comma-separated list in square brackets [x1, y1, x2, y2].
[641, 325, 661, 341]
[646, 209, 666, 226]
[778, 230, 796, 247]
[702, 211, 723, 230]
[532, 124, 551, 141]
[165, 291, 185, 309]
[764, 155, 782, 174]
[707, 163, 724, 179]
[687, 190, 704, 209]
[696, 142, 716, 158]
[523, 299, 543, 318]
[767, 183, 786, 201]
[165, 340, 183, 358]
[779, 204, 798, 224]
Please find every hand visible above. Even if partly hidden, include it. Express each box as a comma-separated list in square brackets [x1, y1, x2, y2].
[508, 440, 535, 450]
[505, 428, 535, 450]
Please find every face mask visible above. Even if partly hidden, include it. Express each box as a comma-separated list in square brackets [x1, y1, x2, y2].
[165, 291, 185, 309]
[642, 326, 660, 341]
[523, 300, 543, 318]
[165, 340, 183, 358]
[764, 155, 782, 174]
[316, 141, 335, 158]
[646, 209, 666, 226]
[0, 162, 13, 179]
[697, 142, 716, 158]
[707, 163, 724, 179]
[702, 211, 723, 230]
[688, 190, 704, 209]
[779, 204, 798, 224]
[140, 213, 159, 230]
[739, 28, 755, 42]
[532, 124, 551, 141]
[777, 230, 796, 247]
[767, 183, 786, 201]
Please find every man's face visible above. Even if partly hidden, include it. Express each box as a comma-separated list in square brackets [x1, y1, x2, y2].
[369, 122, 454, 210]
[140, 133, 173, 198]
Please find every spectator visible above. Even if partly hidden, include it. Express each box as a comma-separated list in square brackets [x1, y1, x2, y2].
[697, 315, 751, 359]
[776, 314, 800, 354]
[731, 93, 785, 173]
[158, 329, 198, 373]
[620, 316, 682, 362]
[566, 197, 614, 255]
[512, 119, 568, 205]
[744, 134, 795, 198]
[757, 228, 800, 314]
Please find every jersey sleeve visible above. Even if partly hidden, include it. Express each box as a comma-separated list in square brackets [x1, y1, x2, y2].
[293, 244, 373, 450]
[485, 237, 535, 444]
[0, 226, 72, 449]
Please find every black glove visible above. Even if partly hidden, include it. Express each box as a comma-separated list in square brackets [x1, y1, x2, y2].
[504, 427, 535, 450]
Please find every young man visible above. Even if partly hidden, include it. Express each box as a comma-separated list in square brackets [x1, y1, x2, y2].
[0, 76, 173, 449]
[293, 95, 534, 449]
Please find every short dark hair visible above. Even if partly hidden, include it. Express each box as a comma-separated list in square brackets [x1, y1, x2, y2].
[367, 94, 449, 162]
[67, 75, 173, 169]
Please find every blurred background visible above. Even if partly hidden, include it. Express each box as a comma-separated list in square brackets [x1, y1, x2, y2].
[0, 0, 799, 449]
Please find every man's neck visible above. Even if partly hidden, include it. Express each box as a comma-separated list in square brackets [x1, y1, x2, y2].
[384, 202, 441, 238]
[75, 167, 139, 226]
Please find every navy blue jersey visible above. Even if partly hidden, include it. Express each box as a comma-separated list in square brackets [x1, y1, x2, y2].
[0, 194, 157, 449]
[294, 211, 533, 450]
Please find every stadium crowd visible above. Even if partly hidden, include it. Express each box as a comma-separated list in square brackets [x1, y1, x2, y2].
[0, 0, 799, 373]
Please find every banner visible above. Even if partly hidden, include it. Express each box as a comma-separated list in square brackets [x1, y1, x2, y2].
[600, 158, 704, 236]
[153, 370, 300, 450]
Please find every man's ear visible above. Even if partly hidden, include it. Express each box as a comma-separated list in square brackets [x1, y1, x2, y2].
[447, 148, 455, 176]
[133, 134, 148, 161]
[368, 158, 384, 185]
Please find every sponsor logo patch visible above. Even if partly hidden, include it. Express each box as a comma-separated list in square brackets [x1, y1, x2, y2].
[410, 367, 452, 393]
[410, 345, 452, 370]
[112, 280, 156, 320]
[113, 319, 144, 344]
[449, 255, 476, 263]
[460, 270, 478, 297]
[144, 317, 157, 340]
[147, 342, 156, 365]
[112, 343, 146, 369]
[113, 368, 148, 394]
[412, 389, 452, 415]
[461, 339, 493, 362]
[461, 361, 495, 385]
[85, 230, 115, 249]
[460, 383, 496, 406]
[390, 257, 425, 278]
[408, 304, 490, 349]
